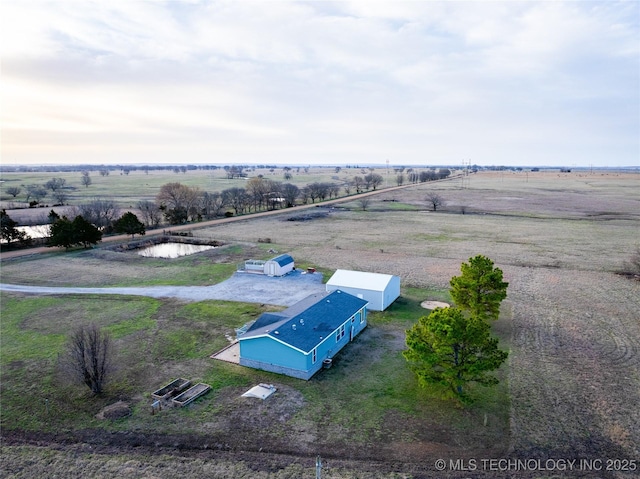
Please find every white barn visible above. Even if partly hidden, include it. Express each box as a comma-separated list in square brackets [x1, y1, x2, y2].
[326, 270, 400, 311]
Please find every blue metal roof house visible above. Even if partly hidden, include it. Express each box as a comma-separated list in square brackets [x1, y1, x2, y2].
[238, 290, 368, 380]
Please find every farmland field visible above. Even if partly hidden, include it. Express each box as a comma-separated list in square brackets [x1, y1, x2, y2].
[0, 165, 387, 224]
[1, 170, 639, 478]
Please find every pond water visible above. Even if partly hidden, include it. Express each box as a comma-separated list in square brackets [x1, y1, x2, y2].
[1, 225, 50, 243]
[18, 225, 51, 238]
[136, 242, 216, 259]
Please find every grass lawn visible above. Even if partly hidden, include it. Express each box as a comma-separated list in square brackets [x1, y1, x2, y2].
[0, 282, 511, 457]
[0, 243, 264, 287]
[0, 294, 160, 431]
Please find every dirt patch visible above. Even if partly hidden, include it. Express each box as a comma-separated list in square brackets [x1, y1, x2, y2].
[420, 300, 450, 309]
[195, 384, 311, 455]
[96, 401, 131, 420]
[284, 209, 331, 222]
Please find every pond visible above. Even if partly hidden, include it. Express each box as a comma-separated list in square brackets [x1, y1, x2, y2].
[18, 225, 51, 238]
[1, 225, 50, 243]
[136, 242, 217, 258]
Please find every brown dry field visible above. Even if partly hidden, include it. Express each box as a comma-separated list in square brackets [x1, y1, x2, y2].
[2, 171, 640, 478]
[196, 171, 640, 463]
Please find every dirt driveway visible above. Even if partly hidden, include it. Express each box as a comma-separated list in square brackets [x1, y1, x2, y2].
[0, 270, 325, 306]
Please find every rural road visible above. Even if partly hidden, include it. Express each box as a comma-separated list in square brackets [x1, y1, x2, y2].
[0, 270, 326, 306]
[0, 178, 454, 261]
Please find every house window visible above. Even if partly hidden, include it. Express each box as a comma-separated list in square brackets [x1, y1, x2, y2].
[312, 348, 317, 364]
[336, 324, 346, 342]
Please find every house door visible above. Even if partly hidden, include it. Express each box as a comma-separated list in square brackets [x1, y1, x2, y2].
[350, 318, 355, 341]
[268, 263, 276, 276]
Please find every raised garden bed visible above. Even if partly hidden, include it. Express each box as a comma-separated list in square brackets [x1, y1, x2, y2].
[172, 383, 211, 407]
[151, 378, 191, 401]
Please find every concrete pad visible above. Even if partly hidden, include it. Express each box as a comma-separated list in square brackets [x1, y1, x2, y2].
[211, 342, 240, 364]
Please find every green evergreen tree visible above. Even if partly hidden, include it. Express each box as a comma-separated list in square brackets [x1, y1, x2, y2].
[404, 307, 508, 402]
[72, 215, 102, 248]
[114, 212, 145, 239]
[48, 215, 102, 249]
[450, 255, 508, 322]
[48, 216, 75, 249]
[1, 209, 29, 247]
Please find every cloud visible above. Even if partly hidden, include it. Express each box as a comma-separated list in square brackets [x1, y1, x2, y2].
[1, 0, 638, 166]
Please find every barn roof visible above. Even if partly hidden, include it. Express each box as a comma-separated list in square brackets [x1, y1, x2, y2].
[327, 269, 397, 292]
[269, 254, 294, 266]
[241, 290, 367, 353]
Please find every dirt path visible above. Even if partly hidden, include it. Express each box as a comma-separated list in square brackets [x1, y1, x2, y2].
[0, 179, 455, 261]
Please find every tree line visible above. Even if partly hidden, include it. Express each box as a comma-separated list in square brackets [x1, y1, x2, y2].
[2, 168, 453, 248]
[3, 173, 93, 208]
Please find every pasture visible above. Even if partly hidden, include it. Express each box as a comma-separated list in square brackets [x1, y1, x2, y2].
[0, 165, 393, 221]
[1, 170, 639, 478]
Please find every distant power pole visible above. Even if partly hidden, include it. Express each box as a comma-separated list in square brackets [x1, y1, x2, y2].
[386, 158, 390, 188]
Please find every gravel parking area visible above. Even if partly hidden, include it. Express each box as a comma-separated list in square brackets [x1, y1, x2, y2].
[0, 270, 325, 306]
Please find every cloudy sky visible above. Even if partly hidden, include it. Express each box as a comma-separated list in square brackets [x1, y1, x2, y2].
[1, 1, 638, 167]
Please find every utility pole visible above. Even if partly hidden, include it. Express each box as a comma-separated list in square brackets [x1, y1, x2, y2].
[386, 158, 390, 188]
[316, 455, 322, 479]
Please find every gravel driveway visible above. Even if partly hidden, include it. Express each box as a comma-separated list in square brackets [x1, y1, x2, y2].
[0, 270, 325, 306]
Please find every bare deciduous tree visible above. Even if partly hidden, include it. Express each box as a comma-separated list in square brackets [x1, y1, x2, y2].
[221, 187, 249, 215]
[353, 176, 365, 193]
[45, 178, 66, 192]
[281, 183, 299, 207]
[201, 192, 226, 219]
[364, 173, 383, 190]
[61, 323, 113, 395]
[358, 197, 371, 211]
[74, 198, 120, 232]
[52, 190, 69, 205]
[6, 186, 22, 198]
[81, 171, 92, 188]
[25, 184, 48, 203]
[137, 200, 163, 228]
[426, 192, 445, 211]
[156, 182, 201, 222]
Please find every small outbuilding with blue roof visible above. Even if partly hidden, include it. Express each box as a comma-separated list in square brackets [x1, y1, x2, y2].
[237, 290, 368, 380]
[263, 254, 294, 276]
